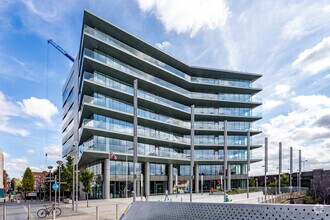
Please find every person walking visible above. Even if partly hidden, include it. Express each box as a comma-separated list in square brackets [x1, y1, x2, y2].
[164, 189, 169, 201]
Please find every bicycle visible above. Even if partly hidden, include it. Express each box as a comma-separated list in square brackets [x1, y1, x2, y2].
[37, 204, 62, 218]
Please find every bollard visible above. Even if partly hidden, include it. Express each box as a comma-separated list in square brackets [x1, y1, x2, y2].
[3, 206, 6, 220]
[180, 198, 182, 202]
[52, 209, 56, 220]
[170, 199, 172, 202]
[258, 197, 259, 203]
[116, 204, 119, 220]
[96, 206, 99, 220]
[28, 205, 31, 220]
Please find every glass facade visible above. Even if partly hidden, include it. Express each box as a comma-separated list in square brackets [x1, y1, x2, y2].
[64, 12, 262, 198]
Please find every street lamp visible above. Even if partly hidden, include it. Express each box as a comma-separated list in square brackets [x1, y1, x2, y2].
[126, 147, 134, 198]
[56, 160, 63, 205]
[47, 166, 53, 203]
[302, 160, 308, 171]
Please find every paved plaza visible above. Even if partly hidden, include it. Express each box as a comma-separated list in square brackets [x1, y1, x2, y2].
[0, 192, 264, 219]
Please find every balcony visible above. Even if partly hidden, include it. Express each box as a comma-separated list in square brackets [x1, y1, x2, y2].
[84, 25, 262, 91]
[83, 50, 262, 105]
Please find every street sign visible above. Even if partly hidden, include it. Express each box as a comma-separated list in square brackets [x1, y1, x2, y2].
[52, 183, 59, 191]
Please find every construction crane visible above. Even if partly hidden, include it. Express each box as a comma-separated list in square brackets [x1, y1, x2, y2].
[47, 39, 75, 62]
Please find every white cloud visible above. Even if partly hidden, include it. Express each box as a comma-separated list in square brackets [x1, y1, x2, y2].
[251, 95, 330, 175]
[137, 0, 230, 37]
[0, 92, 29, 136]
[263, 100, 285, 111]
[27, 149, 36, 154]
[155, 41, 171, 50]
[44, 144, 62, 160]
[274, 84, 292, 98]
[0, 54, 40, 81]
[23, 0, 58, 22]
[293, 36, 330, 74]
[5, 157, 28, 175]
[281, 17, 306, 40]
[18, 97, 58, 123]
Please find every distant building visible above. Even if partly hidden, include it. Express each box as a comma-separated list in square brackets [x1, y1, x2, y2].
[3, 170, 9, 192]
[32, 171, 48, 191]
[253, 169, 330, 190]
[0, 151, 4, 189]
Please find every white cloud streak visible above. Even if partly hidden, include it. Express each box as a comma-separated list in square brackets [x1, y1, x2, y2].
[137, 0, 230, 37]
[293, 36, 330, 74]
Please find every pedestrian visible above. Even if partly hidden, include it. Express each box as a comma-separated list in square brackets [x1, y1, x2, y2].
[164, 189, 169, 201]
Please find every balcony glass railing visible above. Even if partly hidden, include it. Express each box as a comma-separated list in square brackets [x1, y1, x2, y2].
[84, 25, 261, 90]
[84, 49, 262, 103]
[83, 71, 190, 112]
[82, 119, 190, 144]
[79, 142, 259, 161]
[83, 95, 190, 128]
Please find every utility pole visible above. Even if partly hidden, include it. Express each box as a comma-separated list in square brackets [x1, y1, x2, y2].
[279, 142, 282, 194]
[133, 79, 138, 202]
[190, 105, 195, 202]
[223, 120, 228, 202]
[247, 130, 250, 199]
[264, 137, 268, 200]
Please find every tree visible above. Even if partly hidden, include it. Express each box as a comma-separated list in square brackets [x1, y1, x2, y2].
[61, 156, 74, 194]
[22, 167, 35, 193]
[280, 173, 289, 187]
[79, 168, 94, 207]
[249, 177, 256, 187]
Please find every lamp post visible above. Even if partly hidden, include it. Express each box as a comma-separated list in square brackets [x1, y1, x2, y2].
[290, 147, 293, 201]
[56, 160, 63, 205]
[264, 137, 268, 200]
[279, 142, 282, 195]
[72, 141, 77, 211]
[126, 147, 134, 198]
[133, 79, 138, 202]
[302, 160, 308, 171]
[190, 105, 195, 202]
[47, 166, 53, 203]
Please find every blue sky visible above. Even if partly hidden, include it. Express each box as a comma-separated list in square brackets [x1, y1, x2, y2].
[1, 0, 330, 178]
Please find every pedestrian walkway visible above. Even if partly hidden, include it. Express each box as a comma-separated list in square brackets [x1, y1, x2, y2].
[0, 192, 264, 219]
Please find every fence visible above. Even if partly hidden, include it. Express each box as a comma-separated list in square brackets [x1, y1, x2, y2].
[1, 203, 124, 220]
[121, 201, 330, 220]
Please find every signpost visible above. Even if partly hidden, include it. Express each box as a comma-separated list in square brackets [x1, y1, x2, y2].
[52, 183, 59, 191]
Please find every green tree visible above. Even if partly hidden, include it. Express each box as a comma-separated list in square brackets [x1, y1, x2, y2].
[22, 167, 35, 192]
[249, 177, 256, 187]
[79, 168, 94, 207]
[61, 156, 74, 194]
[280, 173, 289, 187]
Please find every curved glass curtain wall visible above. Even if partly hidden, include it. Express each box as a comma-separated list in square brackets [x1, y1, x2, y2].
[82, 114, 253, 146]
[84, 71, 261, 118]
[84, 49, 262, 103]
[79, 135, 256, 161]
[84, 25, 261, 89]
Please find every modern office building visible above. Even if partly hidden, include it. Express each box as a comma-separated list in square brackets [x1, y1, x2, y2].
[62, 11, 262, 199]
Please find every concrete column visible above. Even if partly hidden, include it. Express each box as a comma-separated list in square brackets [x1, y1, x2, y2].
[168, 163, 173, 194]
[104, 158, 110, 199]
[144, 162, 150, 198]
[227, 164, 231, 190]
[195, 163, 199, 193]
